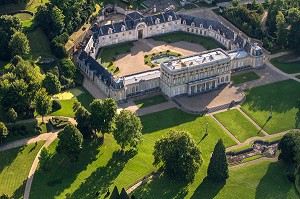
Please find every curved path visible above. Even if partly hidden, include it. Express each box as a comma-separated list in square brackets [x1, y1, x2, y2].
[0, 116, 77, 199]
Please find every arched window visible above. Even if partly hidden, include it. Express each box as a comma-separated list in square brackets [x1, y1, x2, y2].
[168, 15, 173, 22]
[121, 25, 126, 31]
[183, 20, 186, 25]
[155, 18, 160, 24]
[191, 22, 195, 27]
[200, 24, 203, 28]
[108, 28, 113, 34]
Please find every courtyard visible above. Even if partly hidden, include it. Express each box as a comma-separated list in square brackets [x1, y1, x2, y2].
[103, 36, 208, 77]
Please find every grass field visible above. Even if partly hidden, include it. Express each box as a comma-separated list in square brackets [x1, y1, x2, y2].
[50, 87, 94, 118]
[30, 108, 237, 199]
[153, 32, 225, 50]
[134, 95, 168, 108]
[0, 142, 45, 198]
[134, 160, 298, 198]
[241, 80, 300, 134]
[231, 71, 260, 84]
[271, 54, 300, 74]
[214, 109, 263, 142]
[0, 0, 50, 14]
[27, 27, 54, 60]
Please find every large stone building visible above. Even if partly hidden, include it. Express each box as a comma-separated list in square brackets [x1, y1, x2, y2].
[78, 10, 264, 102]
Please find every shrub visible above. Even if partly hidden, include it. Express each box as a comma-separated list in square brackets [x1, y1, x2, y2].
[152, 53, 156, 56]
[144, 55, 148, 58]
[166, 50, 170, 53]
[115, 51, 119, 55]
[151, 64, 155, 68]
[144, 61, 148, 64]
[82, 27, 86, 31]
[52, 100, 62, 110]
[115, 67, 119, 72]
[126, 49, 130, 53]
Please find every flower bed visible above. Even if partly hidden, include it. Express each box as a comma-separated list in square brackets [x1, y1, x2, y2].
[144, 50, 181, 68]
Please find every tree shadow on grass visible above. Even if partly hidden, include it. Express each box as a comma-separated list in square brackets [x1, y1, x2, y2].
[133, 173, 189, 199]
[140, 108, 198, 134]
[69, 149, 137, 199]
[11, 179, 26, 199]
[190, 177, 225, 199]
[0, 146, 24, 173]
[255, 162, 299, 199]
[244, 80, 300, 114]
[30, 139, 103, 199]
[295, 109, 300, 128]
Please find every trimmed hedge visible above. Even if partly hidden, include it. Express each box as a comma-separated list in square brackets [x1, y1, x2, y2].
[52, 100, 62, 110]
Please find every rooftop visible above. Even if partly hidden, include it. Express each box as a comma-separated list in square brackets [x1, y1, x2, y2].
[124, 70, 160, 85]
[160, 49, 230, 71]
[228, 50, 249, 60]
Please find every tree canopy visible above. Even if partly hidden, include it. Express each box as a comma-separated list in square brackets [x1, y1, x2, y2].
[34, 88, 52, 123]
[0, 122, 8, 144]
[56, 124, 83, 161]
[207, 139, 229, 182]
[90, 98, 117, 136]
[8, 31, 30, 59]
[42, 72, 61, 95]
[278, 130, 300, 164]
[6, 108, 17, 124]
[113, 110, 142, 150]
[74, 104, 93, 139]
[153, 129, 202, 181]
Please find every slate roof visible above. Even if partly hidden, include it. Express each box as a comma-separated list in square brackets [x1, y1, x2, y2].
[78, 51, 124, 89]
[91, 10, 179, 36]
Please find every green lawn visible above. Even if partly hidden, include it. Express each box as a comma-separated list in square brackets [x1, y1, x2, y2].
[144, 50, 182, 67]
[241, 79, 300, 134]
[231, 71, 260, 84]
[30, 108, 236, 199]
[0, 0, 50, 14]
[27, 27, 54, 60]
[134, 161, 298, 198]
[214, 109, 263, 142]
[0, 142, 45, 198]
[134, 95, 168, 108]
[96, 42, 133, 75]
[50, 86, 94, 118]
[271, 54, 300, 74]
[152, 32, 225, 50]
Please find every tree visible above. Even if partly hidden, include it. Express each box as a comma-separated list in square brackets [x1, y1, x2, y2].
[8, 31, 30, 58]
[73, 100, 81, 112]
[75, 105, 93, 139]
[42, 72, 61, 95]
[60, 58, 76, 79]
[119, 188, 130, 199]
[6, 107, 17, 124]
[35, 88, 52, 123]
[90, 98, 117, 138]
[56, 124, 83, 161]
[207, 139, 229, 182]
[276, 11, 287, 46]
[110, 186, 119, 199]
[39, 147, 52, 171]
[113, 110, 142, 150]
[278, 130, 300, 164]
[0, 122, 8, 144]
[0, 15, 22, 60]
[232, 0, 240, 7]
[153, 129, 202, 181]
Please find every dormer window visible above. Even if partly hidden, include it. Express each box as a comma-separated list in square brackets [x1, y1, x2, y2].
[155, 18, 160, 24]
[168, 15, 173, 22]
[108, 28, 113, 34]
[191, 22, 195, 27]
[200, 24, 203, 28]
[209, 25, 212, 30]
[121, 25, 126, 31]
[183, 20, 186, 25]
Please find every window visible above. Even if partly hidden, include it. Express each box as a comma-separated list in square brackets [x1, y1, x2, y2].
[129, 31, 131, 34]
[187, 28, 190, 32]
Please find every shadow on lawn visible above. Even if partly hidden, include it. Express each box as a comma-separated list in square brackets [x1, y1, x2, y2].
[140, 108, 198, 134]
[69, 149, 137, 199]
[11, 179, 26, 199]
[295, 109, 300, 128]
[0, 146, 24, 173]
[255, 162, 298, 199]
[244, 80, 300, 113]
[190, 177, 225, 199]
[133, 173, 189, 199]
[30, 138, 103, 199]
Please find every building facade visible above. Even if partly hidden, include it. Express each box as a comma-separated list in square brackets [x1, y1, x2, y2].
[78, 11, 264, 102]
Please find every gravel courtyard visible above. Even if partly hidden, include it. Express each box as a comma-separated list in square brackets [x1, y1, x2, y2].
[114, 38, 206, 77]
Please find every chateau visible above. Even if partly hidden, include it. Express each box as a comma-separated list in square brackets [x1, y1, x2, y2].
[78, 10, 264, 102]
